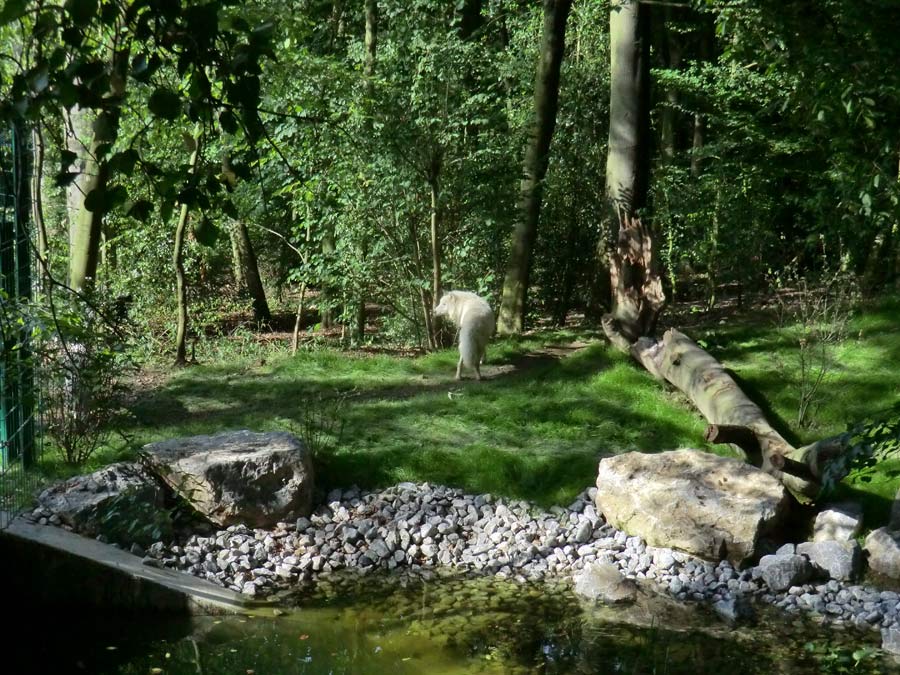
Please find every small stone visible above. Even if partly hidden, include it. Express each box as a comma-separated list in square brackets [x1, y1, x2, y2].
[713, 595, 755, 624]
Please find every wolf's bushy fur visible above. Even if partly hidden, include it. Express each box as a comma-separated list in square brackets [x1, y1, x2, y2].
[433, 290, 495, 380]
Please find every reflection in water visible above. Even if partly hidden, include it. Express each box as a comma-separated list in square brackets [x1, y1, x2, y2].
[9, 572, 897, 674]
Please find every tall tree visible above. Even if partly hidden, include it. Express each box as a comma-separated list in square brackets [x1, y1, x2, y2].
[173, 130, 203, 366]
[601, 0, 663, 348]
[497, 0, 572, 334]
[65, 45, 128, 292]
[231, 221, 271, 325]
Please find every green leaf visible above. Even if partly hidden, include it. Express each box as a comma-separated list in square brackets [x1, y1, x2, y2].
[0, 0, 27, 25]
[160, 200, 175, 224]
[219, 109, 239, 134]
[148, 88, 182, 120]
[125, 200, 153, 221]
[54, 171, 79, 187]
[64, 0, 98, 27]
[193, 216, 220, 246]
[108, 149, 140, 175]
[92, 111, 117, 142]
[83, 187, 106, 212]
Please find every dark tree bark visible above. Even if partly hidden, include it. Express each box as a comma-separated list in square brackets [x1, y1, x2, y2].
[658, 6, 682, 163]
[31, 124, 50, 289]
[602, 0, 664, 346]
[497, 0, 572, 334]
[232, 221, 272, 325]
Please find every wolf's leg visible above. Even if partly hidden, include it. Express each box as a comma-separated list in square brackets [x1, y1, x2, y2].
[456, 354, 463, 380]
[474, 364, 481, 381]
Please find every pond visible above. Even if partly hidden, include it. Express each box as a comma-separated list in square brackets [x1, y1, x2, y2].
[10, 572, 898, 674]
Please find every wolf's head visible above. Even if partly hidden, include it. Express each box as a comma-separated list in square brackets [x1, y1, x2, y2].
[433, 292, 457, 318]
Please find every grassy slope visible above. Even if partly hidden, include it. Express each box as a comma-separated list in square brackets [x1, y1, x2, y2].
[49, 296, 900, 521]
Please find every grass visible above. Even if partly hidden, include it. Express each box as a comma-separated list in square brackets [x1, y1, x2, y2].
[34, 294, 900, 522]
[66, 329, 713, 508]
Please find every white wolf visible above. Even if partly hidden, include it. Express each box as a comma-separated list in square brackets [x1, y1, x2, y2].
[433, 290, 495, 381]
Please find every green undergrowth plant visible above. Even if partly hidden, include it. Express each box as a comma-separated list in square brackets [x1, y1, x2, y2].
[819, 405, 900, 525]
[771, 266, 859, 429]
[90, 487, 176, 548]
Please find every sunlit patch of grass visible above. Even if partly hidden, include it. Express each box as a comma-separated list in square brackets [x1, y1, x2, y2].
[42, 294, 899, 518]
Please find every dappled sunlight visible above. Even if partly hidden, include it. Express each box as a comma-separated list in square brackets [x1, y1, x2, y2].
[122, 333, 716, 506]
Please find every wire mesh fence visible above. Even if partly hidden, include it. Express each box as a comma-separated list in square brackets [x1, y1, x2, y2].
[1, 123, 43, 529]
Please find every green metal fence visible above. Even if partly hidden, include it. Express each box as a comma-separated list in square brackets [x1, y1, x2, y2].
[1, 123, 42, 529]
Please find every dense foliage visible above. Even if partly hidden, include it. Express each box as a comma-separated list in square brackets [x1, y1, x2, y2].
[3, 0, 898, 351]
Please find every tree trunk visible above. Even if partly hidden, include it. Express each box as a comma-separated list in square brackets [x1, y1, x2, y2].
[173, 131, 202, 367]
[603, 0, 664, 346]
[428, 153, 449, 348]
[497, 0, 572, 335]
[230, 227, 246, 289]
[31, 124, 50, 288]
[631, 329, 842, 499]
[292, 207, 314, 356]
[65, 48, 127, 293]
[65, 105, 109, 292]
[352, 0, 379, 344]
[690, 16, 714, 178]
[232, 221, 271, 325]
[659, 6, 682, 163]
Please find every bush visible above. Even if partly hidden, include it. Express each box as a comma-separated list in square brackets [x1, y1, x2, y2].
[40, 297, 135, 466]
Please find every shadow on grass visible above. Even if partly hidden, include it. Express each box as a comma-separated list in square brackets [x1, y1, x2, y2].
[122, 341, 706, 507]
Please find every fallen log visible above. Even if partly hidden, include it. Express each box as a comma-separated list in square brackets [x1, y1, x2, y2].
[618, 327, 838, 500]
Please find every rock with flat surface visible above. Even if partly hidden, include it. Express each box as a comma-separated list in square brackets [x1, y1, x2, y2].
[812, 503, 863, 542]
[865, 527, 900, 580]
[797, 540, 861, 581]
[36, 462, 164, 533]
[142, 430, 314, 528]
[594, 449, 789, 564]
[573, 562, 637, 604]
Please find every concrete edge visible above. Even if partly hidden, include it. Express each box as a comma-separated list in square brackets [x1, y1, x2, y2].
[1, 514, 274, 615]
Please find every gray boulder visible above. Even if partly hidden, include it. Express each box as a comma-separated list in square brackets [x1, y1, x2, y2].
[812, 502, 863, 542]
[797, 540, 861, 581]
[883, 626, 900, 657]
[757, 553, 813, 591]
[142, 430, 314, 528]
[594, 449, 789, 564]
[36, 462, 164, 532]
[573, 563, 637, 604]
[865, 527, 900, 579]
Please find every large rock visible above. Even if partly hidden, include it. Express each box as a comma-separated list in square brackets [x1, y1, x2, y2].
[595, 449, 790, 564]
[36, 462, 164, 532]
[865, 527, 900, 579]
[142, 430, 314, 528]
